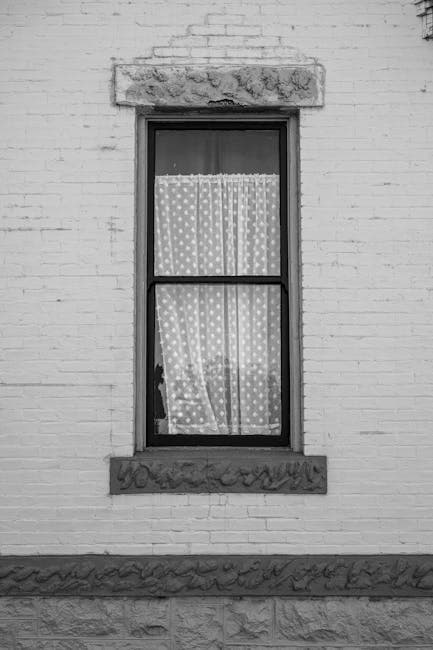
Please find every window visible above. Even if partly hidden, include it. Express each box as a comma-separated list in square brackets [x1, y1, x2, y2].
[111, 65, 326, 494]
[135, 115, 302, 451]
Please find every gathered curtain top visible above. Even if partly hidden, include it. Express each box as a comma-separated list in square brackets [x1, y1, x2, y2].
[154, 171, 280, 278]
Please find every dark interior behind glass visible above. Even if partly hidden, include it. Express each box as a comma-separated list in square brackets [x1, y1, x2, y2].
[155, 129, 279, 175]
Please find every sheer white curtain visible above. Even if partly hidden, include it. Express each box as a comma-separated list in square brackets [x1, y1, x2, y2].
[155, 173, 281, 436]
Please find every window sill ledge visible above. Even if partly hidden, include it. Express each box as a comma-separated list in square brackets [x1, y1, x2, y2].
[110, 448, 327, 494]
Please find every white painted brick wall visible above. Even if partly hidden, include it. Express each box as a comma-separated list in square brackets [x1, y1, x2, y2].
[1, 0, 433, 554]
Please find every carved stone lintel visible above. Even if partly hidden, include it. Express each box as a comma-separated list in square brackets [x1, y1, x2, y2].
[114, 64, 325, 108]
[110, 449, 327, 494]
[1, 555, 433, 598]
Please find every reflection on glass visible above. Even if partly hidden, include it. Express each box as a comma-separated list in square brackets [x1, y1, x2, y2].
[154, 284, 281, 436]
[154, 130, 280, 276]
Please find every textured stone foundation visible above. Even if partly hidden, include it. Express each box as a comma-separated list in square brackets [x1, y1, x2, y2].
[2, 596, 433, 649]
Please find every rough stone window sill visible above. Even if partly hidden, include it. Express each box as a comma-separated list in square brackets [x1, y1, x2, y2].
[110, 448, 327, 494]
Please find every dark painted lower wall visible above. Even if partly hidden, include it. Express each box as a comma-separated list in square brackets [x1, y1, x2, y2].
[2, 596, 433, 649]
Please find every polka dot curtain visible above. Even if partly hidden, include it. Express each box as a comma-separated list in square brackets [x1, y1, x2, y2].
[154, 174, 281, 436]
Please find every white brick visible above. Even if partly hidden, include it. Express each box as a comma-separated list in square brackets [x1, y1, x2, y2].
[0, 0, 432, 556]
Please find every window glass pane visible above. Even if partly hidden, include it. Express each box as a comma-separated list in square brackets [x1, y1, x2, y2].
[155, 129, 279, 176]
[155, 171, 280, 276]
[153, 284, 281, 436]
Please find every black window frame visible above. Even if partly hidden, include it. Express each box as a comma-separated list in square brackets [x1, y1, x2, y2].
[145, 120, 289, 448]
